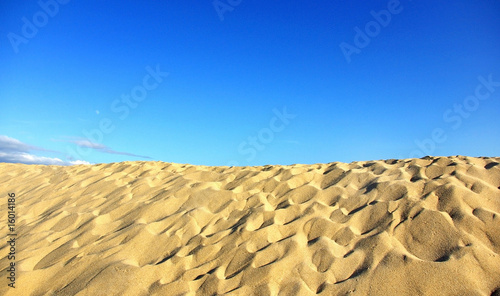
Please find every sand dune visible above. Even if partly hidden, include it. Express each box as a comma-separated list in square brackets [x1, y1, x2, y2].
[1, 156, 500, 295]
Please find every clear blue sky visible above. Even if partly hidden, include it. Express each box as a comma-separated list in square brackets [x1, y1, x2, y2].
[1, 0, 499, 166]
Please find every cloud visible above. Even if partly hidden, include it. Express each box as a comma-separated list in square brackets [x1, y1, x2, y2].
[69, 139, 152, 159]
[0, 135, 90, 166]
[0, 152, 90, 165]
[72, 139, 107, 149]
[0, 135, 41, 152]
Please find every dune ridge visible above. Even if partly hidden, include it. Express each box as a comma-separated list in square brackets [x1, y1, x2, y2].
[1, 156, 500, 295]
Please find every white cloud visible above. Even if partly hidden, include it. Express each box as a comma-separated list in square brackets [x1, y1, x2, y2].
[0, 152, 90, 165]
[72, 139, 107, 149]
[0, 135, 37, 152]
[68, 138, 151, 159]
[0, 135, 90, 166]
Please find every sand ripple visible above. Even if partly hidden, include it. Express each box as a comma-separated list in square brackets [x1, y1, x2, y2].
[1, 156, 500, 295]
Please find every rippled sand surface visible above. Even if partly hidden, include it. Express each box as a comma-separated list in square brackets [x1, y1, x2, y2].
[1, 156, 499, 295]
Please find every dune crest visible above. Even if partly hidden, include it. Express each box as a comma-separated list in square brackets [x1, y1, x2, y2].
[1, 156, 500, 295]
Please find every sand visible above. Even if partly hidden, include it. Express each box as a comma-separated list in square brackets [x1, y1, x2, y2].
[0, 156, 499, 295]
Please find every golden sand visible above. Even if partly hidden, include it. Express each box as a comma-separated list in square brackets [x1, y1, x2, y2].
[1, 156, 499, 295]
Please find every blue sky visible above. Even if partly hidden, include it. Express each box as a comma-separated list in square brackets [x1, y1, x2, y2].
[1, 0, 499, 166]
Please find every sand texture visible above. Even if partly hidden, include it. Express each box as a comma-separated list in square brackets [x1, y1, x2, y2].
[1, 156, 500, 295]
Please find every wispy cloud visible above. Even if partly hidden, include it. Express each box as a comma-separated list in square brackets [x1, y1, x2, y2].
[0, 135, 90, 165]
[68, 138, 152, 159]
[0, 152, 89, 165]
[72, 139, 107, 149]
[0, 135, 38, 152]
